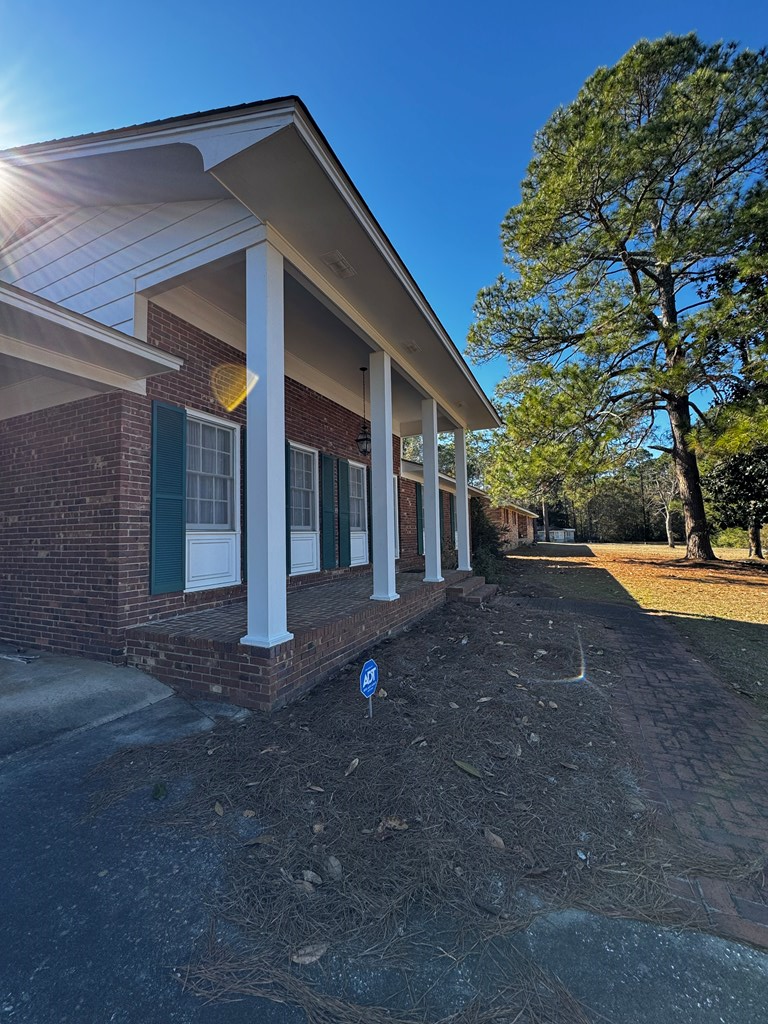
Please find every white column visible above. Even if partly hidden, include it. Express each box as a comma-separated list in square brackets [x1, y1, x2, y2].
[422, 398, 443, 583]
[369, 351, 399, 601]
[240, 241, 293, 647]
[455, 428, 472, 571]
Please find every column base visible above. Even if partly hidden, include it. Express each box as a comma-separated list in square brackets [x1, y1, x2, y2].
[457, 563, 472, 572]
[423, 576, 445, 584]
[240, 630, 294, 648]
[370, 593, 400, 602]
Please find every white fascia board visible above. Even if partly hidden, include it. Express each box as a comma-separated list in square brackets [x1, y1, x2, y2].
[291, 110, 501, 430]
[0, 107, 295, 169]
[0, 282, 182, 373]
[0, 332, 146, 394]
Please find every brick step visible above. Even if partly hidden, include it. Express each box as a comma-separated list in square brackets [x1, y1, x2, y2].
[446, 576, 486, 600]
[465, 583, 499, 606]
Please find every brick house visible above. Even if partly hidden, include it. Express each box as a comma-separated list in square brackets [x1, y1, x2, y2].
[400, 460, 536, 552]
[0, 98, 501, 710]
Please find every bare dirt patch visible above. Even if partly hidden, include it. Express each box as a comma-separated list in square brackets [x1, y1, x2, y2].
[91, 582, 755, 1023]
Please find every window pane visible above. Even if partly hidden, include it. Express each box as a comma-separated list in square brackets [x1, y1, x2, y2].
[186, 418, 236, 530]
[202, 447, 216, 474]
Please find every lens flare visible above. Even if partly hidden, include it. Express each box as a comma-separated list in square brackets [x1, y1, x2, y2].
[211, 363, 258, 412]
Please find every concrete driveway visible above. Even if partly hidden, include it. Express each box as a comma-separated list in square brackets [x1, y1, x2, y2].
[0, 641, 170, 759]
[1, 649, 767, 1023]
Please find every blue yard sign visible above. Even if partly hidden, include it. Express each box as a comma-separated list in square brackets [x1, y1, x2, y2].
[360, 658, 378, 718]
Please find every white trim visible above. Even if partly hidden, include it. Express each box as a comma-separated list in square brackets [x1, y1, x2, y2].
[349, 460, 369, 567]
[0, 280, 182, 372]
[288, 440, 321, 575]
[393, 474, 400, 561]
[183, 408, 241, 592]
[0, 332, 147, 394]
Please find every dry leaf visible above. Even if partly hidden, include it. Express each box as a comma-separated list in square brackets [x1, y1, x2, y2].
[377, 688, 388, 698]
[560, 762, 578, 771]
[302, 870, 323, 885]
[477, 697, 493, 703]
[296, 879, 316, 895]
[513, 743, 522, 757]
[214, 802, 224, 817]
[548, 701, 559, 709]
[409, 735, 426, 746]
[243, 809, 256, 818]
[533, 649, 548, 659]
[380, 816, 408, 831]
[243, 835, 275, 846]
[505, 670, 519, 678]
[291, 943, 329, 965]
[344, 758, 360, 777]
[454, 759, 483, 779]
[306, 784, 325, 793]
[325, 855, 343, 880]
[449, 701, 460, 709]
[484, 827, 505, 851]
[528, 733, 540, 745]
[260, 745, 281, 754]
[312, 822, 325, 835]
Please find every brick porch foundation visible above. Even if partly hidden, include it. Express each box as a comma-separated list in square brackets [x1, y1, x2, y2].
[126, 569, 469, 711]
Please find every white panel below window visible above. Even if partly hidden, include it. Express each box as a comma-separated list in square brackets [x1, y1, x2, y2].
[351, 532, 369, 566]
[186, 533, 240, 591]
[291, 531, 320, 575]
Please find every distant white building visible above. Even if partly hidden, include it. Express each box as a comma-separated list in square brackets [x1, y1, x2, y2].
[536, 528, 576, 543]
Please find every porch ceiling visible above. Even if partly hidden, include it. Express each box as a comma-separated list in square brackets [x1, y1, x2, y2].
[154, 257, 459, 433]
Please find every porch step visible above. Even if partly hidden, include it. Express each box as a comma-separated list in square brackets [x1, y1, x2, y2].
[465, 583, 499, 606]
[446, 576, 486, 600]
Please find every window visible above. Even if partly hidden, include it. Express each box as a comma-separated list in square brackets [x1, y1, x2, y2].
[186, 418, 235, 530]
[349, 464, 367, 532]
[290, 446, 316, 531]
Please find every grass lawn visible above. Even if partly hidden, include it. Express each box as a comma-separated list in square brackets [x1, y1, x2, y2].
[506, 542, 768, 702]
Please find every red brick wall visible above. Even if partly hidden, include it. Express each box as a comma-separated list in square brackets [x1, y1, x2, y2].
[0, 392, 125, 657]
[0, 302, 409, 657]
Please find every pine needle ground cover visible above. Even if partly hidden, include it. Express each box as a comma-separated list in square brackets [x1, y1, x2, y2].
[90, 574, 757, 1023]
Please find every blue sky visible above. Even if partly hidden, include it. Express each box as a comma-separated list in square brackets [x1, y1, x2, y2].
[1, 1, 766, 396]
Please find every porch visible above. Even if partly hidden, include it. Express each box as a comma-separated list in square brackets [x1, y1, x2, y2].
[126, 568, 471, 711]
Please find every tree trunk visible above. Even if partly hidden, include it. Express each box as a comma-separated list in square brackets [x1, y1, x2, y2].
[541, 498, 550, 542]
[748, 518, 764, 559]
[666, 395, 715, 560]
[665, 508, 675, 548]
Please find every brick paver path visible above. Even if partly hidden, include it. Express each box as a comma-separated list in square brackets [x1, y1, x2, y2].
[507, 593, 768, 948]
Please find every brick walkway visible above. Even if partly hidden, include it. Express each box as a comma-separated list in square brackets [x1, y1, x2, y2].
[510, 594, 768, 948]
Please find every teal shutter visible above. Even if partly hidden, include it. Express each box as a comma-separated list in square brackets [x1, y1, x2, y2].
[321, 454, 337, 569]
[415, 482, 424, 556]
[286, 442, 292, 575]
[338, 459, 351, 568]
[449, 492, 456, 548]
[150, 401, 186, 595]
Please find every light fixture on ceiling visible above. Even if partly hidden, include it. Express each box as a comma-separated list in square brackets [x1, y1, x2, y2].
[321, 249, 357, 279]
[356, 366, 372, 457]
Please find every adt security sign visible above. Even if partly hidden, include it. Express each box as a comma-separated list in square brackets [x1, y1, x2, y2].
[360, 658, 378, 718]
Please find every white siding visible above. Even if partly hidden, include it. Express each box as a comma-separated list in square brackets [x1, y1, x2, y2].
[0, 199, 259, 333]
